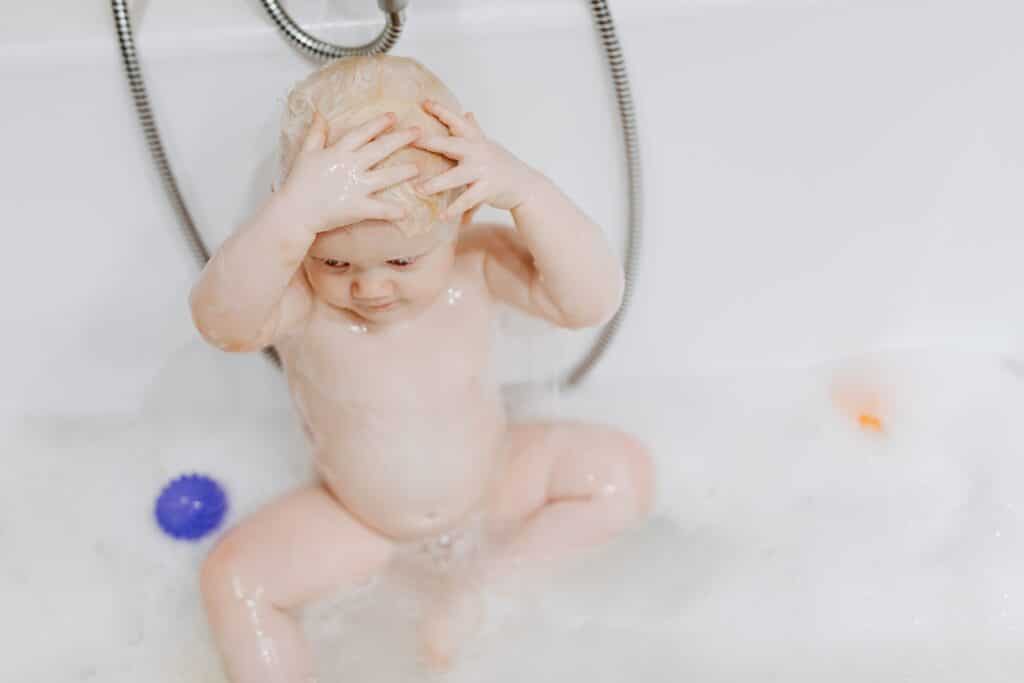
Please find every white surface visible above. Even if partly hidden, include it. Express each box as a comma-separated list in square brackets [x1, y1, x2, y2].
[2, 0, 1024, 681]
[2, 0, 1023, 415]
[4, 347, 1024, 681]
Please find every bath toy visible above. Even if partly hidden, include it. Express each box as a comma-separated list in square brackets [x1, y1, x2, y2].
[155, 473, 228, 540]
[831, 376, 886, 433]
[858, 412, 884, 433]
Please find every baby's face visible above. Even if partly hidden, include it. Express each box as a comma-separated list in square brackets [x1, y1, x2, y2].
[303, 220, 456, 325]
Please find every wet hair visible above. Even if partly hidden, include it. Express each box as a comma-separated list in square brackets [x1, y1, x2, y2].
[279, 55, 463, 237]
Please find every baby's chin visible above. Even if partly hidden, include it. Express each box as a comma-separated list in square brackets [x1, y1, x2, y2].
[346, 298, 430, 326]
[351, 300, 405, 321]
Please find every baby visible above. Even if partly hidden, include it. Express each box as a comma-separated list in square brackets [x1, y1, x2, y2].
[190, 55, 653, 683]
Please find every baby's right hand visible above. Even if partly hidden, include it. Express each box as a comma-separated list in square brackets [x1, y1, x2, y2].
[277, 111, 420, 234]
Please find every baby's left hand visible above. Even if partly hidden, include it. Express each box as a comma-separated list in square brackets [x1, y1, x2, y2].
[413, 100, 541, 220]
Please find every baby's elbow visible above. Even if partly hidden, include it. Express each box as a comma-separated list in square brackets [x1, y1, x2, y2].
[562, 288, 623, 330]
[562, 313, 608, 330]
[582, 268, 625, 328]
[578, 304, 622, 329]
[197, 326, 261, 354]
[193, 317, 257, 354]
[189, 292, 261, 354]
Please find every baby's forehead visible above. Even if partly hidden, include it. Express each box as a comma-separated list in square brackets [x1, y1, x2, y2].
[310, 221, 447, 260]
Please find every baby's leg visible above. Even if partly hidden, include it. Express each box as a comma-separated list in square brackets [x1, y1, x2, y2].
[485, 421, 655, 584]
[200, 484, 394, 683]
[420, 422, 653, 665]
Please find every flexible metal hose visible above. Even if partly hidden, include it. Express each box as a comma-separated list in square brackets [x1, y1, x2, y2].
[259, 0, 407, 59]
[111, 0, 210, 264]
[563, 0, 643, 388]
[111, 0, 642, 387]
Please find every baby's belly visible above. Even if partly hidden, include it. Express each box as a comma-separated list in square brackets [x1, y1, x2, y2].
[303, 385, 507, 540]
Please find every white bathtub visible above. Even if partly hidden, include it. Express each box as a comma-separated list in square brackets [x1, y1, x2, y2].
[2, 1, 1023, 681]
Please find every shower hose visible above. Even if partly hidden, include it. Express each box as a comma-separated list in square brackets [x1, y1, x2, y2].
[111, 0, 642, 389]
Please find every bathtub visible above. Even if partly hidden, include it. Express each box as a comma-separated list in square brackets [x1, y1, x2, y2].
[2, 0, 1023, 680]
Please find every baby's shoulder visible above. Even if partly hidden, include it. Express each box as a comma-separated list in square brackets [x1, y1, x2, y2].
[455, 221, 520, 264]
[452, 223, 513, 302]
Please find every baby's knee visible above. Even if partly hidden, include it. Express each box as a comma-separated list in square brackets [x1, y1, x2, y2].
[199, 529, 256, 607]
[584, 428, 655, 524]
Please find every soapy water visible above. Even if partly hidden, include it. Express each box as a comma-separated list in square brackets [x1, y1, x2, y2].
[2, 343, 1024, 681]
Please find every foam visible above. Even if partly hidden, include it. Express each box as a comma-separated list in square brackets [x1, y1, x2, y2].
[3, 346, 1023, 681]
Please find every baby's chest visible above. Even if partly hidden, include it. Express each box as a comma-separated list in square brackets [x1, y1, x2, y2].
[293, 293, 494, 400]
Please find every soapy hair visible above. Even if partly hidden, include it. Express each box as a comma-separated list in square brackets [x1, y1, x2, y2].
[279, 55, 463, 237]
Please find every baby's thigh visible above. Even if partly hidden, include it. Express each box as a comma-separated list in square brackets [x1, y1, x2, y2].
[201, 484, 395, 610]
[488, 421, 654, 526]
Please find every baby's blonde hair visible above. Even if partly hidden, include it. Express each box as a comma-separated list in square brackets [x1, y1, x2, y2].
[280, 55, 463, 237]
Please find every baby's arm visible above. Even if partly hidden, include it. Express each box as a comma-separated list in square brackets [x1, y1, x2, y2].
[414, 101, 622, 329]
[189, 196, 316, 352]
[190, 112, 421, 351]
[499, 177, 623, 328]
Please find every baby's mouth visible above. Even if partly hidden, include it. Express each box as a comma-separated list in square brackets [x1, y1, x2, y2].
[355, 299, 400, 313]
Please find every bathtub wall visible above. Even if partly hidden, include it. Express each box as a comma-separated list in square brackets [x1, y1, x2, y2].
[1, 0, 1022, 417]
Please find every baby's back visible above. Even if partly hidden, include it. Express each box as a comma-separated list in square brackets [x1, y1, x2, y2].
[277, 258, 506, 540]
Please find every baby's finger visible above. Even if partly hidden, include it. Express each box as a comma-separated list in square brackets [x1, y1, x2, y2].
[442, 181, 490, 221]
[365, 164, 419, 192]
[359, 127, 421, 165]
[422, 100, 474, 138]
[335, 112, 397, 152]
[362, 198, 406, 222]
[417, 166, 477, 196]
[412, 135, 468, 160]
[301, 111, 328, 152]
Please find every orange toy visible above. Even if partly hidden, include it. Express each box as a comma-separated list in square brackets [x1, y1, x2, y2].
[832, 376, 886, 434]
[857, 412, 884, 433]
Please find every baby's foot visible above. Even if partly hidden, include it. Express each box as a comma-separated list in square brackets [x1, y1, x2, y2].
[418, 588, 484, 672]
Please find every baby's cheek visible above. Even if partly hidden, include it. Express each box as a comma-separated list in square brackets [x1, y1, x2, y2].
[404, 268, 446, 306]
[308, 271, 348, 305]
[404, 279, 438, 306]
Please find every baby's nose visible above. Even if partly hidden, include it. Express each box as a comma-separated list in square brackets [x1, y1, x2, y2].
[351, 274, 393, 298]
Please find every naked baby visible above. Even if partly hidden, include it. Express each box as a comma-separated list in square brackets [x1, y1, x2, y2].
[190, 55, 653, 683]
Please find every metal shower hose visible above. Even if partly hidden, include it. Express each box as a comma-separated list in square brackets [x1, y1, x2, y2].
[111, 0, 642, 388]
